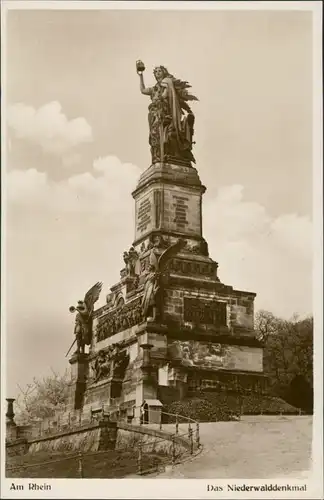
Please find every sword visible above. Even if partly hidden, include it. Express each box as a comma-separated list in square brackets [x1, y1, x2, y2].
[65, 338, 76, 358]
[158, 101, 164, 165]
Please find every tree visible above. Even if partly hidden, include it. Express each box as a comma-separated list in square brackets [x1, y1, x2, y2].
[15, 368, 70, 424]
[256, 310, 313, 412]
[255, 309, 279, 342]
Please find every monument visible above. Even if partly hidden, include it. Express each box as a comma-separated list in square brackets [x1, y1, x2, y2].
[66, 62, 267, 420]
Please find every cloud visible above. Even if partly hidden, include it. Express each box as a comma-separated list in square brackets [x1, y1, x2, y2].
[203, 185, 312, 318]
[7, 155, 141, 216]
[7, 101, 93, 157]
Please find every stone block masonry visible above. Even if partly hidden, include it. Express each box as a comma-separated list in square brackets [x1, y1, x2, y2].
[61, 158, 265, 417]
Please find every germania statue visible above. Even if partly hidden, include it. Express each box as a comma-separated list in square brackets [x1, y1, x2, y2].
[136, 61, 198, 166]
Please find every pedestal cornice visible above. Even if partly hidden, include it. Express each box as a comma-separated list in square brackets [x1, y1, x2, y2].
[132, 163, 206, 199]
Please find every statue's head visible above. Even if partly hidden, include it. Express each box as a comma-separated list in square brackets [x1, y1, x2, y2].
[153, 235, 162, 247]
[182, 346, 190, 358]
[153, 66, 169, 82]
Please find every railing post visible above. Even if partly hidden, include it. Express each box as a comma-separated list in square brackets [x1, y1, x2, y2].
[196, 422, 200, 448]
[78, 451, 84, 478]
[188, 426, 193, 455]
[137, 441, 142, 475]
[175, 414, 179, 435]
[171, 436, 176, 465]
[79, 410, 82, 426]
[68, 412, 71, 427]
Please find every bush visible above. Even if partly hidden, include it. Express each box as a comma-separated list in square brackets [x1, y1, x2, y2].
[163, 391, 299, 422]
[164, 397, 234, 423]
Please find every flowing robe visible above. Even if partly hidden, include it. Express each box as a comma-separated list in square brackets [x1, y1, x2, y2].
[141, 272, 159, 318]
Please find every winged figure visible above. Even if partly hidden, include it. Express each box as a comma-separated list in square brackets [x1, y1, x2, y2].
[137, 61, 199, 165]
[142, 239, 186, 321]
[69, 282, 103, 355]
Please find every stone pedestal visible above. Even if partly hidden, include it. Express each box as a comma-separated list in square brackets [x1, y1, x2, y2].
[68, 353, 89, 410]
[132, 163, 206, 247]
[107, 377, 124, 400]
[98, 417, 118, 450]
[135, 343, 159, 416]
[75, 158, 265, 416]
[168, 365, 188, 400]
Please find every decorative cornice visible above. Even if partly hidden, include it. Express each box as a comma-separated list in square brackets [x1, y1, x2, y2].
[132, 163, 206, 199]
[135, 321, 263, 348]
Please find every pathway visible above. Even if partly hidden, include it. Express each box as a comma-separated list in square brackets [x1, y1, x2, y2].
[155, 416, 312, 479]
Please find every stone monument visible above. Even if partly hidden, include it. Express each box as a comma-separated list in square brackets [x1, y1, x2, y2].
[66, 62, 267, 420]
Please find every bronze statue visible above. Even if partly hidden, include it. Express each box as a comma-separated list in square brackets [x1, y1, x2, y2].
[92, 344, 130, 382]
[111, 345, 130, 379]
[67, 282, 103, 356]
[141, 265, 161, 321]
[136, 61, 198, 166]
[141, 239, 186, 321]
[123, 246, 140, 277]
[92, 349, 111, 382]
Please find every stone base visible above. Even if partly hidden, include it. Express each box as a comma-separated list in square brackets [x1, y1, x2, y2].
[68, 353, 89, 410]
[98, 418, 118, 450]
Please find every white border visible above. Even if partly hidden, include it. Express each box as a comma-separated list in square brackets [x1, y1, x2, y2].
[1, 1, 323, 499]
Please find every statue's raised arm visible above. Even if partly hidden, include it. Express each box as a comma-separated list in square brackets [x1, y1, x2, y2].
[136, 61, 199, 167]
[136, 60, 152, 96]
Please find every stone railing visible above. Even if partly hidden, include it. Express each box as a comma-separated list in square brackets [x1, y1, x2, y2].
[6, 406, 202, 478]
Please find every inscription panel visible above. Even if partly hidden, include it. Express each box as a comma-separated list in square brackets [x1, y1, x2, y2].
[173, 195, 189, 229]
[136, 191, 154, 236]
[184, 297, 227, 326]
[164, 187, 201, 236]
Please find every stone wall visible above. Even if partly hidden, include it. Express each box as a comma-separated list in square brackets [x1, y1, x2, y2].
[116, 423, 190, 457]
[6, 419, 189, 462]
[28, 426, 101, 454]
[164, 286, 256, 334]
[6, 438, 29, 458]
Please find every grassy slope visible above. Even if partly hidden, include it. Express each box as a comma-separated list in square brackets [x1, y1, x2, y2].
[6, 450, 166, 478]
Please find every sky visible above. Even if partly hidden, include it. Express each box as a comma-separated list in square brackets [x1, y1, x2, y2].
[3, 7, 313, 395]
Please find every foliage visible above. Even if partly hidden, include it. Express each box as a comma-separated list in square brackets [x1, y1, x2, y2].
[164, 391, 299, 422]
[15, 369, 70, 424]
[255, 310, 313, 412]
[164, 397, 233, 422]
